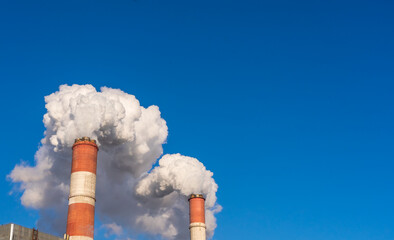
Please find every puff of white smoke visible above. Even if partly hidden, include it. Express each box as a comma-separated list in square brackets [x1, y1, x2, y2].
[135, 154, 221, 238]
[136, 154, 218, 207]
[9, 84, 168, 231]
[103, 223, 123, 237]
[8, 84, 220, 240]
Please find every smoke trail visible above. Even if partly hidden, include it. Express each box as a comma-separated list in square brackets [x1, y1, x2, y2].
[135, 154, 220, 239]
[8, 84, 220, 240]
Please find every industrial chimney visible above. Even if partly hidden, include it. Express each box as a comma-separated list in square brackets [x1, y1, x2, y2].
[189, 194, 206, 240]
[65, 137, 98, 240]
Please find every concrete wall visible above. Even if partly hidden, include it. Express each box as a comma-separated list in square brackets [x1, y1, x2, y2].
[0, 224, 62, 240]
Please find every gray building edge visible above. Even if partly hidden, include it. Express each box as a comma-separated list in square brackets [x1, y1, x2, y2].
[0, 223, 62, 240]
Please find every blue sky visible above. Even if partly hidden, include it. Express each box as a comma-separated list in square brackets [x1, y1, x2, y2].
[0, 0, 393, 239]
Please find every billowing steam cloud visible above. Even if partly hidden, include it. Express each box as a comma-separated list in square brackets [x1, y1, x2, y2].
[8, 84, 220, 240]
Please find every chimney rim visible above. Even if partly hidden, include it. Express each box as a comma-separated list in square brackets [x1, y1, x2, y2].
[189, 194, 205, 200]
[72, 137, 98, 150]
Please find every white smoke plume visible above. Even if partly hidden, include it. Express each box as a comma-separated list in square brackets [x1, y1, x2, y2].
[8, 84, 220, 240]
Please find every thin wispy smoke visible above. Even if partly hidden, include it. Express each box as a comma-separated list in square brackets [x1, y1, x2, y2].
[8, 84, 220, 240]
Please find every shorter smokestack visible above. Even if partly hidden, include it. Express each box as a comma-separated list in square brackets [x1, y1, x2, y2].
[189, 194, 206, 240]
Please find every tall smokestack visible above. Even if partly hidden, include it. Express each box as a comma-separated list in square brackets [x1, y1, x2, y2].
[66, 137, 98, 240]
[189, 194, 206, 240]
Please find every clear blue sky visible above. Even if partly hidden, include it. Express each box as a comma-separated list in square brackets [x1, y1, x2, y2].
[1, 0, 393, 239]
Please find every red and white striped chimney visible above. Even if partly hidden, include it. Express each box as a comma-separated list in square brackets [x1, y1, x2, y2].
[189, 194, 206, 240]
[66, 137, 98, 240]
